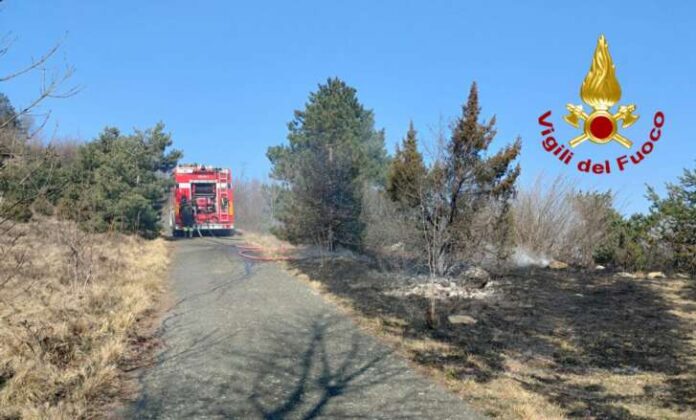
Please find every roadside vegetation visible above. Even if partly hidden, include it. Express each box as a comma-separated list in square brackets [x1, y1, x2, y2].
[262, 77, 694, 277]
[239, 77, 695, 418]
[0, 37, 176, 418]
[0, 220, 168, 418]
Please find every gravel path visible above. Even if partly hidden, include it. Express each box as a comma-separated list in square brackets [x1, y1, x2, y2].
[126, 238, 482, 419]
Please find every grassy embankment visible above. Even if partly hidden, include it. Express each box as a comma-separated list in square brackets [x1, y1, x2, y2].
[0, 219, 169, 419]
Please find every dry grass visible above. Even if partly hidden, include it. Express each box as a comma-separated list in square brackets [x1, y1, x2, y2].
[513, 175, 614, 267]
[0, 219, 169, 419]
[286, 257, 696, 419]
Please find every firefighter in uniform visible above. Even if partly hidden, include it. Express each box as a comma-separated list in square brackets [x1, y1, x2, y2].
[180, 196, 195, 238]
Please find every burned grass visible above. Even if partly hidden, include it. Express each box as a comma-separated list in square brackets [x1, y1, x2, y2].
[0, 219, 169, 419]
[286, 258, 696, 419]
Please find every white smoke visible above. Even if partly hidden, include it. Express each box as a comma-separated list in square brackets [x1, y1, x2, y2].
[511, 247, 551, 267]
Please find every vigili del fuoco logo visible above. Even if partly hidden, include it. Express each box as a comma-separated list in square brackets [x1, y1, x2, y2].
[538, 35, 665, 174]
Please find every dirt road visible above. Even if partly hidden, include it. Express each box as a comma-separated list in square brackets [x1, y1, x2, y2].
[126, 238, 481, 419]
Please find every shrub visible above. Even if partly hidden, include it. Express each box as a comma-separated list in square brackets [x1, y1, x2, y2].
[58, 124, 181, 238]
[417, 83, 521, 275]
[596, 164, 696, 274]
[361, 185, 424, 270]
[513, 175, 615, 267]
[647, 165, 696, 274]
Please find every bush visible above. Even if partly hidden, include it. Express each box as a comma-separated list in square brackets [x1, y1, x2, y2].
[361, 185, 424, 270]
[0, 95, 182, 240]
[593, 214, 655, 271]
[647, 165, 696, 274]
[0, 118, 70, 222]
[513, 175, 615, 267]
[596, 164, 695, 274]
[58, 123, 181, 238]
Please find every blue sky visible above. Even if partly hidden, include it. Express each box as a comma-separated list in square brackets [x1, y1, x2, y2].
[2, 0, 694, 214]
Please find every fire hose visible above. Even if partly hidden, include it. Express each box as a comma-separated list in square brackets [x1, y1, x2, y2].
[235, 243, 295, 261]
[195, 226, 296, 262]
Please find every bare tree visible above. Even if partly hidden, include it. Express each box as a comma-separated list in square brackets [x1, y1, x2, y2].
[0, 36, 79, 132]
[0, 32, 79, 297]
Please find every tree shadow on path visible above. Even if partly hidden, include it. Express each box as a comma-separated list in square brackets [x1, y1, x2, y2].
[219, 312, 474, 419]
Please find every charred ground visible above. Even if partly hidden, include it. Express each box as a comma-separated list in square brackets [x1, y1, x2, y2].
[287, 258, 696, 419]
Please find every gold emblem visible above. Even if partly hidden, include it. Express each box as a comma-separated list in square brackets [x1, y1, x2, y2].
[564, 35, 638, 148]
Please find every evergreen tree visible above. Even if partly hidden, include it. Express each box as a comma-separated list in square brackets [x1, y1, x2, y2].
[0, 93, 24, 133]
[267, 78, 387, 250]
[386, 121, 426, 207]
[0, 93, 26, 162]
[422, 82, 521, 274]
[647, 164, 696, 274]
[596, 163, 696, 274]
[59, 123, 181, 238]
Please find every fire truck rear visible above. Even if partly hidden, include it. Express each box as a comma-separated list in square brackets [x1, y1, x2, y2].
[170, 164, 234, 236]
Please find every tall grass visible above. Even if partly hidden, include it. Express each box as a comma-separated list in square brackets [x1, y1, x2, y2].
[0, 219, 168, 419]
[512, 175, 614, 266]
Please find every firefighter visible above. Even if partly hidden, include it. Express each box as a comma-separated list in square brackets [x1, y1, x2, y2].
[180, 196, 195, 238]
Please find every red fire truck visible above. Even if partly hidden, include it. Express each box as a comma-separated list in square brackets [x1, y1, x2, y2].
[170, 164, 234, 236]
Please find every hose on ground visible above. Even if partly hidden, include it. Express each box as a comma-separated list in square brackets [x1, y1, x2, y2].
[193, 226, 296, 262]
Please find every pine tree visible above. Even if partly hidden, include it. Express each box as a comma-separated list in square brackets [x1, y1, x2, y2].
[59, 123, 182, 238]
[267, 78, 387, 250]
[387, 121, 426, 207]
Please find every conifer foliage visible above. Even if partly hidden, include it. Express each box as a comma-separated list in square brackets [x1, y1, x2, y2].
[386, 121, 426, 208]
[58, 123, 181, 238]
[427, 83, 520, 274]
[267, 78, 387, 250]
[385, 83, 521, 275]
[647, 165, 696, 274]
